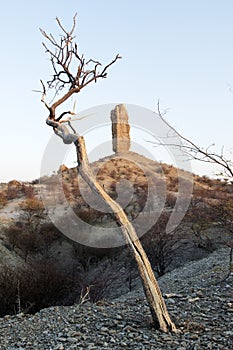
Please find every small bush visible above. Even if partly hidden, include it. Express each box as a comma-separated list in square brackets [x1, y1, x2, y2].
[165, 193, 176, 208]
[78, 260, 119, 302]
[7, 181, 22, 200]
[186, 198, 215, 253]
[167, 176, 178, 191]
[21, 185, 35, 198]
[38, 222, 63, 254]
[0, 261, 72, 317]
[0, 256, 121, 317]
[4, 225, 22, 251]
[0, 191, 7, 208]
[141, 213, 182, 276]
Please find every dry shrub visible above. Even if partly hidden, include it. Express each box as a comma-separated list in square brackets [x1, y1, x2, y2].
[165, 192, 177, 208]
[14, 231, 40, 262]
[5, 225, 24, 251]
[167, 176, 179, 191]
[75, 206, 104, 224]
[20, 198, 45, 216]
[7, 187, 20, 200]
[71, 243, 122, 302]
[193, 185, 227, 200]
[77, 259, 120, 302]
[21, 184, 35, 198]
[62, 182, 72, 202]
[2, 230, 121, 316]
[186, 198, 215, 253]
[4, 224, 40, 262]
[5, 220, 63, 261]
[0, 261, 71, 317]
[141, 213, 183, 276]
[199, 175, 213, 186]
[38, 222, 63, 254]
[19, 198, 46, 235]
[0, 191, 7, 208]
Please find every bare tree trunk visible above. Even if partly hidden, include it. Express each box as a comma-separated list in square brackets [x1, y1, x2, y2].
[75, 136, 177, 333]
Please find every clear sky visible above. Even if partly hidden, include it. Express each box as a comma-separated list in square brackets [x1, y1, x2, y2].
[0, 0, 232, 182]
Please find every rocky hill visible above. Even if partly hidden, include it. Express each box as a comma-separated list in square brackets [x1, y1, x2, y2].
[40, 151, 233, 225]
[0, 156, 232, 349]
[1, 150, 232, 257]
[0, 104, 232, 348]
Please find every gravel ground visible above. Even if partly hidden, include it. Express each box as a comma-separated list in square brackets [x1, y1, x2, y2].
[0, 248, 232, 349]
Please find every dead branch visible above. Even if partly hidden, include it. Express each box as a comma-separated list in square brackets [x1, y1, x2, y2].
[40, 15, 121, 123]
[39, 14, 121, 145]
[153, 101, 233, 179]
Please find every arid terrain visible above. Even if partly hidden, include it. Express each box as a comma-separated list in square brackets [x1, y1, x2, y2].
[0, 151, 232, 348]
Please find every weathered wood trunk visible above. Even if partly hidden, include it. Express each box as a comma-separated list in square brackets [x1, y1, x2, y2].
[75, 136, 177, 333]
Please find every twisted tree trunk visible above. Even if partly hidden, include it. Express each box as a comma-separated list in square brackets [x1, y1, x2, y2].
[75, 136, 176, 333]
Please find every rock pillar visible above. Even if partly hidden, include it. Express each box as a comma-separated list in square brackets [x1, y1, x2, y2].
[111, 104, 131, 153]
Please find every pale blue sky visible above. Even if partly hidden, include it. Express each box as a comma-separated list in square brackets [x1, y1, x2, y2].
[0, 0, 232, 182]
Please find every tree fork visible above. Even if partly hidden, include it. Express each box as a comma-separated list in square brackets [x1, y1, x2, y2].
[75, 136, 177, 333]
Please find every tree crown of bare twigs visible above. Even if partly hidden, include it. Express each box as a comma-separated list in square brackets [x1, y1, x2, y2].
[39, 13, 121, 121]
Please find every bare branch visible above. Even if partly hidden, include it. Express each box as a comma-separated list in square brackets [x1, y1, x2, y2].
[40, 80, 50, 111]
[154, 101, 233, 179]
[40, 15, 121, 123]
[56, 13, 77, 38]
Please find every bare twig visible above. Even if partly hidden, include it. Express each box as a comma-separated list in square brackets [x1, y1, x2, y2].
[154, 101, 233, 178]
[39, 15, 121, 144]
[79, 285, 92, 304]
[40, 16, 121, 122]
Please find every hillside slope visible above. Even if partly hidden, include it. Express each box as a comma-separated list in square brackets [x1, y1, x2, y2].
[0, 248, 232, 349]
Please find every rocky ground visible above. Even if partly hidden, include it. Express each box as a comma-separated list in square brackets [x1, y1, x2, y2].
[0, 248, 232, 349]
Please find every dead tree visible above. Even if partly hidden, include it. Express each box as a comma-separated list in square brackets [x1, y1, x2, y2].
[39, 14, 176, 333]
[155, 102, 233, 179]
[155, 103, 233, 277]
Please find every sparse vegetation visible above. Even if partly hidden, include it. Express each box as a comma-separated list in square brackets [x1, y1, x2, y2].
[0, 261, 72, 317]
[142, 213, 184, 276]
[7, 180, 22, 200]
[0, 246, 123, 317]
[208, 198, 233, 277]
[0, 191, 7, 208]
[186, 198, 215, 253]
[1, 152, 233, 306]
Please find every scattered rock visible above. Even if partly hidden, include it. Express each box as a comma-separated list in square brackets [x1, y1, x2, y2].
[0, 249, 232, 349]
